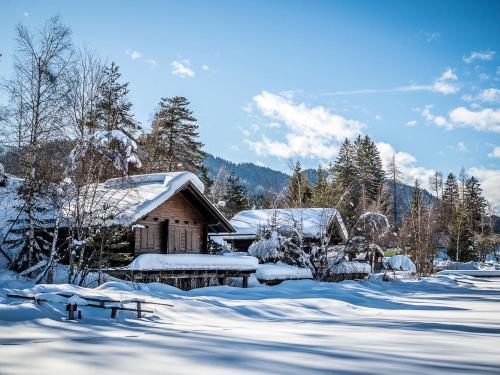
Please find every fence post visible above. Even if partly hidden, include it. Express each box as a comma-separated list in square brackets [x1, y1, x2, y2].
[136, 301, 142, 318]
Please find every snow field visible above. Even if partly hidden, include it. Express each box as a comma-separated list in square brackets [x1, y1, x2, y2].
[1, 271, 500, 374]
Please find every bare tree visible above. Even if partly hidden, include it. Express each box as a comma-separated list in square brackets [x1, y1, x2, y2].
[2, 17, 73, 272]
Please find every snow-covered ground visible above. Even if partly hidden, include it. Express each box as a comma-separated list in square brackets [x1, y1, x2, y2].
[1, 272, 500, 374]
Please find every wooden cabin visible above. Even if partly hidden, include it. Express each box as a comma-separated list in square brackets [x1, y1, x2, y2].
[132, 181, 233, 256]
[96, 172, 234, 256]
[90, 172, 262, 290]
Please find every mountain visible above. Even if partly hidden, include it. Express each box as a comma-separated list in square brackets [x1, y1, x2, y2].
[204, 154, 436, 221]
[204, 154, 290, 194]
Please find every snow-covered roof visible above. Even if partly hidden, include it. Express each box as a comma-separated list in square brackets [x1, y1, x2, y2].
[126, 253, 258, 271]
[225, 208, 348, 241]
[87, 172, 203, 225]
[84, 172, 233, 232]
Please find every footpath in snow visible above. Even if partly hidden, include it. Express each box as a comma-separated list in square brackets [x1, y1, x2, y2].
[1, 271, 500, 374]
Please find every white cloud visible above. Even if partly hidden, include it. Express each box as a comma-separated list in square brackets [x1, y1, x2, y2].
[130, 51, 142, 60]
[449, 107, 500, 133]
[245, 91, 364, 159]
[431, 68, 459, 95]
[375, 114, 382, 121]
[125, 50, 143, 60]
[478, 88, 500, 103]
[468, 168, 500, 212]
[422, 105, 500, 133]
[171, 60, 195, 78]
[456, 142, 467, 152]
[22, 12, 29, 17]
[463, 50, 496, 64]
[488, 146, 500, 158]
[405, 120, 418, 127]
[377, 142, 435, 190]
[421, 105, 451, 128]
[202, 64, 209, 71]
[323, 68, 458, 96]
[145, 59, 157, 67]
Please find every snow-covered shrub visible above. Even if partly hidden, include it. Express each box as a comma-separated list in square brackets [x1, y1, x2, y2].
[248, 224, 313, 270]
[248, 231, 282, 262]
[384, 255, 416, 272]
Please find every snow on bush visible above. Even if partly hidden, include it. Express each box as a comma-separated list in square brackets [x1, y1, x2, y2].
[328, 261, 371, 274]
[248, 231, 281, 262]
[385, 255, 417, 272]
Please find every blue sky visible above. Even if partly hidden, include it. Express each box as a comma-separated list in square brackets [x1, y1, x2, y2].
[0, 0, 499, 207]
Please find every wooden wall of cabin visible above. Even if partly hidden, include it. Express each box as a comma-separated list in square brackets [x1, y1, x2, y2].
[134, 193, 208, 256]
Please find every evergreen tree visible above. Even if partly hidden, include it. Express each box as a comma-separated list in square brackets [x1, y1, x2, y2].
[331, 139, 356, 193]
[222, 174, 250, 218]
[96, 62, 140, 138]
[448, 204, 475, 262]
[331, 136, 385, 225]
[310, 167, 330, 207]
[4, 181, 55, 271]
[286, 161, 311, 208]
[144, 97, 206, 173]
[464, 176, 487, 234]
[331, 139, 357, 224]
[354, 135, 385, 207]
[442, 173, 459, 217]
[411, 180, 422, 213]
[198, 165, 214, 199]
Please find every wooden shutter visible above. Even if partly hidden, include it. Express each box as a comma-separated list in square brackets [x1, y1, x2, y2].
[161, 220, 169, 253]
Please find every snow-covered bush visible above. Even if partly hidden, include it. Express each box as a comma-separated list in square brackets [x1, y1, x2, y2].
[248, 231, 282, 262]
[248, 223, 313, 271]
[384, 255, 416, 272]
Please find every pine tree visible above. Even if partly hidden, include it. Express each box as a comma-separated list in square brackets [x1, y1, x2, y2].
[5, 181, 55, 271]
[354, 135, 385, 207]
[286, 161, 311, 208]
[222, 174, 250, 218]
[464, 176, 487, 234]
[310, 167, 330, 207]
[331, 139, 357, 224]
[198, 165, 214, 199]
[331, 139, 356, 193]
[448, 203, 474, 262]
[410, 180, 422, 217]
[144, 97, 206, 173]
[442, 173, 459, 216]
[96, 62, 140, 138]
